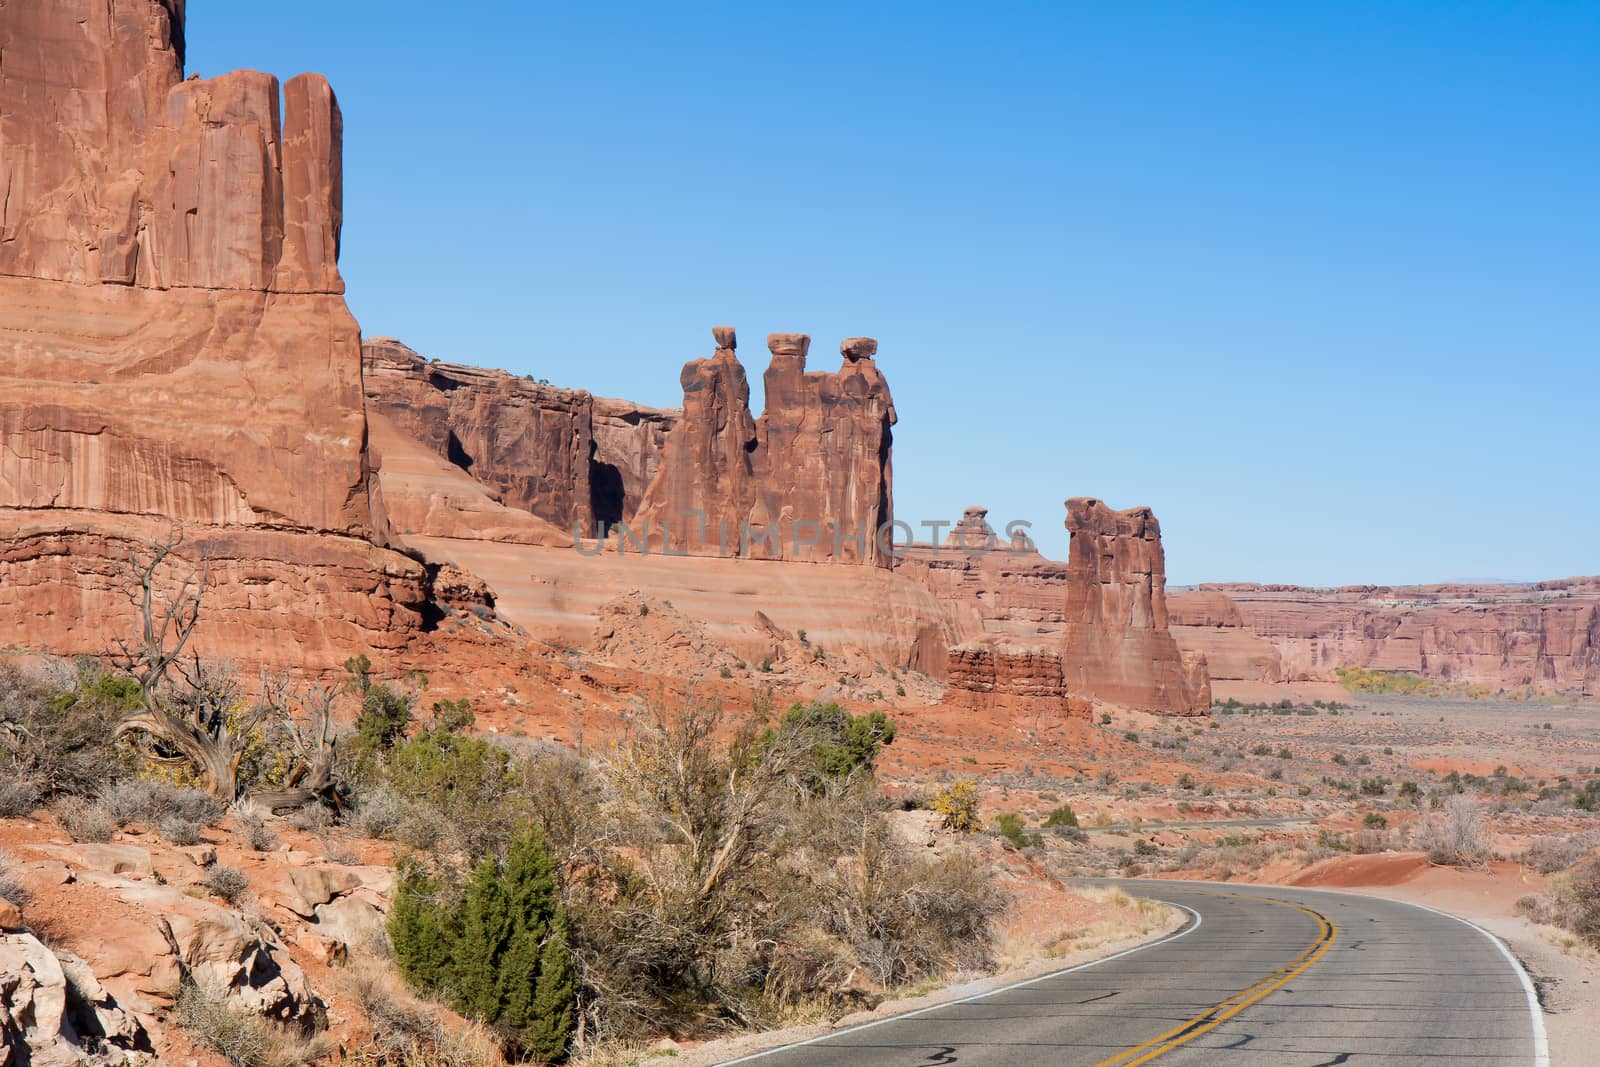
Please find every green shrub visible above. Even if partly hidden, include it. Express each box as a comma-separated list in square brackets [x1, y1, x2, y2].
[389, 830, 576, 1062]
[762, 702, 897, 790]
[1363, 812, 1388, 829]
[351, 683, 415, 769]
[387, 727, 519, 859]
[992, 812, 1040, 850]
[1134, 839, 1158, 856]
[1042, 804, 1078, 829]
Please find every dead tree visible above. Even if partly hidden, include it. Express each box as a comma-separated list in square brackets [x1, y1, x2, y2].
[109, 527, 334, 804]
[249, 683, 345, 814]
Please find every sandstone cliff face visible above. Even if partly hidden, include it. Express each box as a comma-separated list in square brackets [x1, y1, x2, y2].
[1167, 589, 1287, 685]
[0, 1, 428, 668]
[1, 2, 343, 295]
[630, 328, 760, 555]
[632, 328, 897, 566]
[362, 337, 677, 536]
[1172, 581, 1600, 696]
[1060, 498, 1209, 715]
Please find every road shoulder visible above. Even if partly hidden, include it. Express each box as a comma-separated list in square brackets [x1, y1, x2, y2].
[1318, 878, 1590, 1067]
[660, 899, 1188, 1067]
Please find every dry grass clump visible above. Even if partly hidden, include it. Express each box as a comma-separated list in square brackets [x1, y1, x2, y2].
[1411, 795, 1491, 867]
[1516, 856, 1600, 953]
[53, 796, 116, 843]
[0, 775, 42, 818]
[231, 801, 280, 852]
[342, 961, 505, 1067]
[0, 850, 31, 909]
[1520, 834, 1591, 874]
[204, 865, 250, 905]
[175, 980, 333, 1067]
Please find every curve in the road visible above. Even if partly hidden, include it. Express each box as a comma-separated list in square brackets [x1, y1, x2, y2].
[718, 880, 1546, 1067]
[1094, 892, 1337, 1067]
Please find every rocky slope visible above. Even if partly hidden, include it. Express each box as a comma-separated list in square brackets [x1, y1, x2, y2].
[0, 0, 429, 670]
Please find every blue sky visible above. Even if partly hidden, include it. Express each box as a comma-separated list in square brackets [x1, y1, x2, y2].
[189, 2, 1598, 585]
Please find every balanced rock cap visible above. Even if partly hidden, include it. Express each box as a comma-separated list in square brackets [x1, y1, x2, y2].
[841, 336, 878, 361]
[767, 333, 811, 358]
[712, 325, 737, 350]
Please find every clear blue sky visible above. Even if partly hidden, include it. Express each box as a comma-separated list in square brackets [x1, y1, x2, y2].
[188, 2, 1598, 586]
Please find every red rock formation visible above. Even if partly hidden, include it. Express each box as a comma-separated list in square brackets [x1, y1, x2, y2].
[631, 327, 761, 555]
[752, 333, 897, 565]
[1173, 581, 1600, 697]
[631, 328, 896, 565]
[894, 507, 1068, 648]
[942, 642, 1088, 720]
[0, 1, 428, 669]
[1167, 590, 1287, 686]
[361, 338, 677, 538]
[1060, 498, 1210, 715]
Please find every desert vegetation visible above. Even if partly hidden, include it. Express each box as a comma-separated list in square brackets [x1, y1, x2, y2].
[2, 647, 1010, 1063]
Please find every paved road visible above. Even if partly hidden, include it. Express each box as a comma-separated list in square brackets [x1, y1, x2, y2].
[721, 880, 1545, 1066]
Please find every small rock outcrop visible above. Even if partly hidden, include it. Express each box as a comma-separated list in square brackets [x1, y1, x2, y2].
[632, 328, 897, 566]
[943, 642, 1089, 720]
[0, 931, 149, 1065]
[1060, 498, 1210, 715]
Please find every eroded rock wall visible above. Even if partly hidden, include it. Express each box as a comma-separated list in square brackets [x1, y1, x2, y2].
[1173, 580, 1600, 696]
[942, 641, 1089, 720]
[0, 1, 427, 669]
[362, 337, 677, 536]
[1060, 498, 1210, 715]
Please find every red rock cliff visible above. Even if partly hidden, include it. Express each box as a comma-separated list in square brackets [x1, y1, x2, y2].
[1172, 581, 1600, 697]
[632, 328, 896, 565]
[361, 337, 676, 536]
[0, 1, 427, 668]
[1060, 498, 1210, 714]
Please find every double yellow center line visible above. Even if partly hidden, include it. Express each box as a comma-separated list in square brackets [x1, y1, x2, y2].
[1093, 893, 1338, 1067]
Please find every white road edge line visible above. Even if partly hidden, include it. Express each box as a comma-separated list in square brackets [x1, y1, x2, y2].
[1398, 899, 1551, 1067]
[1162, 879, 1551, 1067]
[713, 902, 1203, 1065]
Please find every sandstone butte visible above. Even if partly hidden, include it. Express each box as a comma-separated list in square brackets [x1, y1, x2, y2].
[4, 0, 1594, 718]
[0, 0, 430, 669]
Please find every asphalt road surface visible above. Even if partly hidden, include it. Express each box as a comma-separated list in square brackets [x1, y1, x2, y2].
[720, 880, 1547, 1066]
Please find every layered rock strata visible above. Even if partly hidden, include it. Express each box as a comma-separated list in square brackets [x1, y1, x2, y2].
[942, 642, 1090, 720]
[1171, 579, 1600, 696]
[0, 1, 428, 668]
